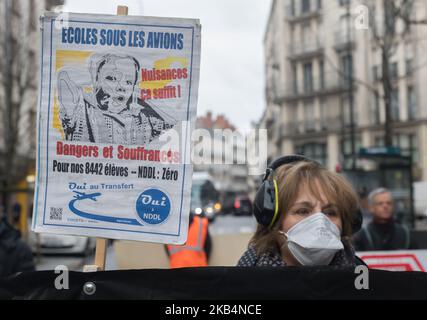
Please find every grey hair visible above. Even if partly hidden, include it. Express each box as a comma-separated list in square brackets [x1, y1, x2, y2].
[368, 188, 392, 206]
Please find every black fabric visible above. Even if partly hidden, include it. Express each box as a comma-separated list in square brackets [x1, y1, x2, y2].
[253, 181, 276, 226]
[352, 221, 415, 251]
[1, 267, 427, 300]
[268, 155, 316, 173]
[0, 218, 35, 278]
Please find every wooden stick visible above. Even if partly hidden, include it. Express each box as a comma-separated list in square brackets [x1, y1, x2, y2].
[94, 238, 107, 269]
[117, 5, 129, 16]
[84, 5, 129, 272]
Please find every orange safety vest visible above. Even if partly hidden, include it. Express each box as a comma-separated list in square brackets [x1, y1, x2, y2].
[167, 216, 209, 268]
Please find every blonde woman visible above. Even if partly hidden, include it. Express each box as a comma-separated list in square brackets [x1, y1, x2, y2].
[238, 155, 365, 267]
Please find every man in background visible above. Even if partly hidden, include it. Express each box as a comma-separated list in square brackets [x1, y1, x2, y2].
[352, 188, 415, 251]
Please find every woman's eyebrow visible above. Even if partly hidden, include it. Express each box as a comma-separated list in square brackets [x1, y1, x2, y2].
[322, 203, 337, 209]
[292, 201, 314, 207]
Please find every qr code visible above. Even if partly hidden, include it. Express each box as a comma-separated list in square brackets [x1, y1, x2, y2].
[49, 207, 63, 220]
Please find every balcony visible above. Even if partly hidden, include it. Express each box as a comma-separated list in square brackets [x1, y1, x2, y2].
[334, 30, 355, 51]
[281, 73, 351, 102]
[304, 119, 316, 132]
[280, 116, 342, 138]
[280, 122, 300, 137]
[285, 4, 322, 23]
[288, 39, 324, 60]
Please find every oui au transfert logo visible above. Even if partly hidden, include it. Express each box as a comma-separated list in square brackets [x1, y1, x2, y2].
[135, 188, 171, 225]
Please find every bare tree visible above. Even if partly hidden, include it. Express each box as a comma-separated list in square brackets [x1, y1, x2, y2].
[0, 0, 35, 217]
[367, 0, 415, 147]
[365, 0, 427, 147]
[0, 0, 64, 217]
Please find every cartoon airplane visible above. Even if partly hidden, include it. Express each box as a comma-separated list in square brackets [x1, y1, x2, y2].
[72, 191, 101, 201]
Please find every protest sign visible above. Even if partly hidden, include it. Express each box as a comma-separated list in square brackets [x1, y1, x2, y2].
[32, 12, 201, 245]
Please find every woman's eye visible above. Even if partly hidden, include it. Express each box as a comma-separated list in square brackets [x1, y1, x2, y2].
[324, 210, 337, 216]
[106, 76, 115, 81]
[126, 80, 133, 85]
[295, 208, 310, 215]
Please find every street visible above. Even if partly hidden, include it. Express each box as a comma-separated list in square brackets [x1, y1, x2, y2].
[209, 215, 257, 235]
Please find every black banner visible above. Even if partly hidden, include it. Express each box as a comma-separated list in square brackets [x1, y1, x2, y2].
[1, 266, 427, 300]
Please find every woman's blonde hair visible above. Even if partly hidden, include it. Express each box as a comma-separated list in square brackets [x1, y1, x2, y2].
[250, 160, 359, 255]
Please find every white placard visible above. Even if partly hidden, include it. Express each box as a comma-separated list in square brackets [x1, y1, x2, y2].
[32, 12, 201, 244]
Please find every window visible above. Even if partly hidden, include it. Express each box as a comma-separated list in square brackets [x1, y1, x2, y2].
[296, 143, 327, 166]
[391, 88, 400, 121]
[303, 62, 313, 93]
[374, 136, 384, 147]
[393, 133, 418, 163]
[304, 101, 315, 132]
[372, 65, 381, 81]
[339, 13, 353, 41]
[406, 59, 413, 76]
[342, 137, 361, 157]
[319, 60, 325, 90]
[292, 64, 298, 95]
[301, 22, 311, 48]
[341, 54, 353, 84]
[290, 0, 296, 16]
[389, 62, 398, 79]
[320, 99, 328, 130]
[302, 0, 311, 13]
[342, 96, 357, 126]
[373, 92, 380, 125]
[317, 0, 322, 10]
[407, 86, 417, 120]
[339, 0, 350, 6]
[341, 137, 361, 169]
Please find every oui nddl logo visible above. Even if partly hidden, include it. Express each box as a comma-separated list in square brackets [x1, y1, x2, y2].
[135, 188, 171, 225]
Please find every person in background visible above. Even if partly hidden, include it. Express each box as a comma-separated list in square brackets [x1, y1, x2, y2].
[237, 155, 365, 268]
[165, 212, 212, 268]
[0, 213, 35, 278]
[352, 188, 415, 251]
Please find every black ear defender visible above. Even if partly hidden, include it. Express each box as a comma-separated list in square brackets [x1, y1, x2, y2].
[253, 155, 363, 234]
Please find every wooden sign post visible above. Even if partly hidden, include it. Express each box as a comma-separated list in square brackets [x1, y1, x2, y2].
[83, 5, 129, 273]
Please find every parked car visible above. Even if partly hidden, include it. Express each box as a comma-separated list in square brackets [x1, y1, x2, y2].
[232, 195, 253, 216]
[28, 227, 96, 256]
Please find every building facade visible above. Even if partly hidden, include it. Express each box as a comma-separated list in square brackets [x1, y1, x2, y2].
[264, 0, 427, 182]
[195, 111, 249, 196]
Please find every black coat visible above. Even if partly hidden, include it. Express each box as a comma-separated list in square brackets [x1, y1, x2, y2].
[352, 220, 415, 251]
[0, 218, 35, 278]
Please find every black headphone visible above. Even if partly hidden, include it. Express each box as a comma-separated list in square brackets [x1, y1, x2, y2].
[253, 155, 363, 234]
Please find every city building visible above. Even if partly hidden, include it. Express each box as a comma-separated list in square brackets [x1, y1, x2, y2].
[263, 0, 427, 182]
[195, 111, 249, 197]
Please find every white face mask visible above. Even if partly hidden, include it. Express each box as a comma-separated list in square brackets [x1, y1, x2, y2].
[279, 212, 344, 266]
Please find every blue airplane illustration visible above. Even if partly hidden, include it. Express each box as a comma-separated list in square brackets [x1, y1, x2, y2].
[72, 191, 101, 201]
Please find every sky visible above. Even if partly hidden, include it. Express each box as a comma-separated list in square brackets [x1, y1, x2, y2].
[62, 0, 272, 133]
